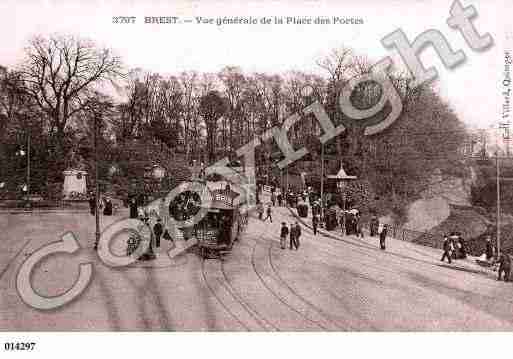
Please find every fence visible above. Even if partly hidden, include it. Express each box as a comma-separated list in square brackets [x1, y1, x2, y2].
[386, 224, 442, 250]
[0, 199, 91, 210]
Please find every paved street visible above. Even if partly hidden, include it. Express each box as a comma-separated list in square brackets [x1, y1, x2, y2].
[1, 205, 513, 331]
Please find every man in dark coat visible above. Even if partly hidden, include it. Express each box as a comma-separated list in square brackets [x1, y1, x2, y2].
[103, 198, 113, 216]
[485, 236, 494, 260]
[441, 236, 453, 263]
[312, 215, 318, 235]
[370, 215, 379, 237]
[129, 197, 138, 219]
[293, 222, 301, 250]
[379, 224, 388, 250]
[289, 222, 299, 250]
[497, 252, 511, 282]
[277, 193, 283, 207]
[153, 218, 163, 248]
[280, 222, 289, 249]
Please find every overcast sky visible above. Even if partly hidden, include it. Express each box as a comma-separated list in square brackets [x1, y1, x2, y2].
[0, 0, 509, 129]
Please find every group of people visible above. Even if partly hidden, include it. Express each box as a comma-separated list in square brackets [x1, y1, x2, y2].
[440, 233, 513, 283]
[270, 191, 284, 207]
[440, 233, 468, 264]
[257, 201, 273, 222]
[280, 221, 302, 250]
[88, 193, 114, 216]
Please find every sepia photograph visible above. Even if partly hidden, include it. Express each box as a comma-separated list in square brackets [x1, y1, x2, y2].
[0, 0, 512, 356]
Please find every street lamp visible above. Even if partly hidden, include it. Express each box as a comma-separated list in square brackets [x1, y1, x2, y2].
[16, 134, 31, 206]
[320, 142, 324, 222]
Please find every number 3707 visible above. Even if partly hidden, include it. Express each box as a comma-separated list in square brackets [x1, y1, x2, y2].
[4, 342, 36, 351]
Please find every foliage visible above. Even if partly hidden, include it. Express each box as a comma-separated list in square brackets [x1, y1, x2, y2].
[0, 36, 469, 221]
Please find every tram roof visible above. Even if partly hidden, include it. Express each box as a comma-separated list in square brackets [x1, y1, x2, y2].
[201, 200, 235, 211]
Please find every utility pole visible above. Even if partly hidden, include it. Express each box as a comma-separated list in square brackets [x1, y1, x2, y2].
[94, 113, 100, 251]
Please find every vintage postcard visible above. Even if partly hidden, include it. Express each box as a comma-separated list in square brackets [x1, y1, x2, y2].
[0, 0, 512, 349]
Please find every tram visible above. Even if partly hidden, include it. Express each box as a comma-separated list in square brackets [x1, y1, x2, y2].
[195, 185, 248, 259]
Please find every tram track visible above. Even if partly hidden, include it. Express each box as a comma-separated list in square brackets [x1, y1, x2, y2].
[250, 230, 360, 330]
[247, 217, 372, 330]
[201, 256, 289, 331]
[200, 258, 252, 331]
[265, 238, 355, 330]
[248, 234, 340, 331]
[219, 260, 279, 331]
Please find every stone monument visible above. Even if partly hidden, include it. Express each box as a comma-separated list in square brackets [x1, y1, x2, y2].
[62, 150, 88, 199]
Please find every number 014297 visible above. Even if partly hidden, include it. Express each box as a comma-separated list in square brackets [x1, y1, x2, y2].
[4, 342, 36, 351]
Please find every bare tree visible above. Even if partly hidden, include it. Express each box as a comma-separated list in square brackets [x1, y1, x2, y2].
[20, 35, 124, 150]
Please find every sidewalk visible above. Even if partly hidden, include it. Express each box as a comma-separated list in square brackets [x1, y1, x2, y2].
[284, 203, 497, 279]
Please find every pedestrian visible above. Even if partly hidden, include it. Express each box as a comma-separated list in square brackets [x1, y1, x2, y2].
[379, 223, 388, 250]
[129, 197, 138, 219]
[153, 218, 163, 248]
[312, 214, 318, 235]
[103, 197, 113, 216]
[88, 192, 96, 216]
[159, 197, 166, 220]
[280, 222, 289, 249]
[355, 213, 364, 238]
[137, 206, 145, 220]
[497, 252, 511, 282]
[441, 235, 453, 263]
[163, 228, 173, 242]
[346, 214, 354, 235]
[271, 192, 276, 206]
[458, 236, 467, 259]
[289, 222, 296, 250]
[277, 192, 283, 207]
[294, 221, 301, 250]
[263, 204, 273, 222]
[454, 234, 467, 259]
[485, 235, 494, 261]
[257, 201, 264, 220]
[370, 215, 379, 237]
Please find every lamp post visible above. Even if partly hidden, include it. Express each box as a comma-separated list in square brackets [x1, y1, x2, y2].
[320, 142, 324, 223]
[16, 134, 31, 206]
[26, 134, 30, 202]
[496, 126, 501, 258]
